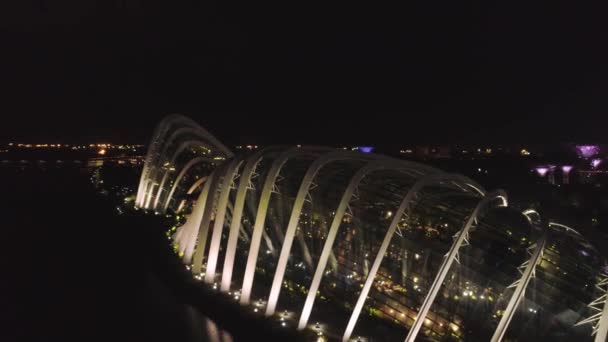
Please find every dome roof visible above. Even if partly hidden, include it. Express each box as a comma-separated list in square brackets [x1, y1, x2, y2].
[136, 114, 608, 342]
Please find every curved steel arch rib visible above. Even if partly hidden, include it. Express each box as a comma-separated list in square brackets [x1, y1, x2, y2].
[136, 114, 201, 206]
[264, 151, 375, 316]
[162, 157, 209, 212]
[342, 174, 487, 342]
[187, 176, 209, 195]
[170, 115, 233, 157]
[192, 162, 229, 274]
[147, 122, 234, 209]
[239, 147, 333, 305]
[142, 183, 156, 209]
[136, 118, 169, 206]
[297, 160, 436, 330]
[220, 149, 268, 292]
[575, 275, 608, 342]
[177, 171, 216, 264]
[596, 294, 608, 342]
[404, 190, 508, 342]
[548, 221, 584, 237]
[136, 114, 233, 208]
[153, 139, 215, 210]
[204, 158, 244, 284]
[139, 118, 204, 207]
[568, 219, 608, 342]
[490, 231, 547, 342]
[155, 117, 233, 164]
[173, 175, 209, 214]
[522, 209, 542, 227]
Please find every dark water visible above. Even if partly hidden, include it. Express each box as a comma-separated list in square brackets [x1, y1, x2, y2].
[1, 166, 301, 342]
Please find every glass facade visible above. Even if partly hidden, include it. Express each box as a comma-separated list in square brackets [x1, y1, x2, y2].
[137, 115, 608, 342]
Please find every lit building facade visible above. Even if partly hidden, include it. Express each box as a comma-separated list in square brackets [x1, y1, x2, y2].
[136, 115, 608, 341]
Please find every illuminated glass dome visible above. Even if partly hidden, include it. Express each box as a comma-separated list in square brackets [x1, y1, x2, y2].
[136, 115, 608, 342]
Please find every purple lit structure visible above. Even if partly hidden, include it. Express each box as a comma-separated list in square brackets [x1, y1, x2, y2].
[358, 146, 374, 153]
[562, 165, 573, 184]
[535, 167, 549, 177]
[576, 145, 600, 159]
[534, 166, 557, 184]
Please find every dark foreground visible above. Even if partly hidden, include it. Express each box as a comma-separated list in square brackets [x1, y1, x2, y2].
[1, 167, 303, 342]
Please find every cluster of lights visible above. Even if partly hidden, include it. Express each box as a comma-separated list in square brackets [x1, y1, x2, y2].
[235, 145, 259, 150]
[278, 309, 291, 327]
[7, 143, 143, 149]
[190, 254, 486, 341]
[397, 146, 534, 157]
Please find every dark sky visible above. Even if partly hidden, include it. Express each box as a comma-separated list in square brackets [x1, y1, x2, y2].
[1, 1, 607, 146]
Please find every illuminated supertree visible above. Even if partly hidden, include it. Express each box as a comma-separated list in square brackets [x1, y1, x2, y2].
[576, 145, 600, 159]
[535, 167, 549, 177]
[561, 165, 573, 184]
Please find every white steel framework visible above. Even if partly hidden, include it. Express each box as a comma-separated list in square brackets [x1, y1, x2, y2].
[404, 190, 508, 342]
[135, 114, 607, 342]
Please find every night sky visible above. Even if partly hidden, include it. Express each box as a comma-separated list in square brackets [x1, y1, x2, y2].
[1, 1, 607, 146]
